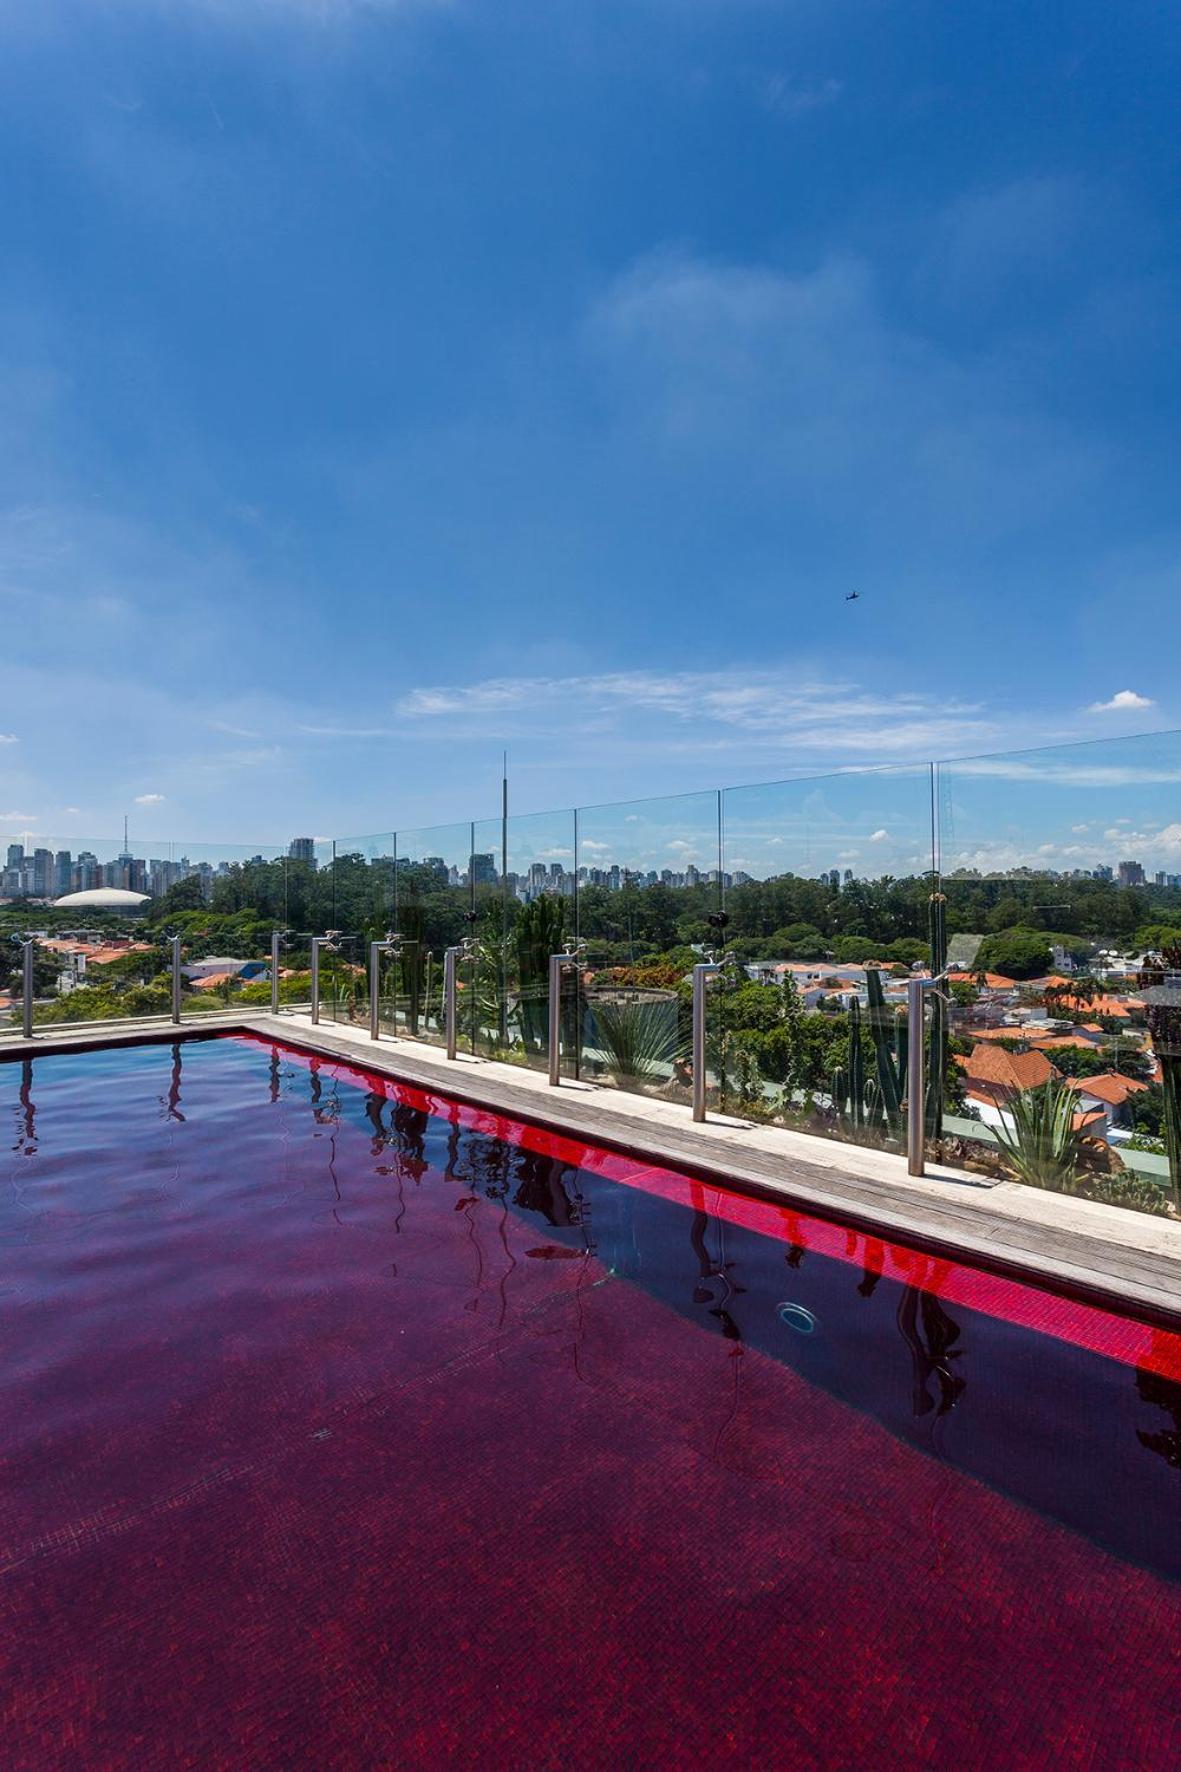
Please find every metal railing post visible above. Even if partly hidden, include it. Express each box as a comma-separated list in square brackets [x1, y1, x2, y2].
[21, 939, 34, 1040]
[692, 961, 720, 1122]
[907, 976, 925, 1175]
[548, 952, 564, 1086]
[368, 935, 402, 1041]
[547, 945, 585, 1086]
[443, 946, 459, 1058]
[170, 935, 182, 1025]
[271, 930, 282, 1015]
[906, 973, 946, 1176]
[369, 942, 381, 1040]
[310, 937, 324, 1025]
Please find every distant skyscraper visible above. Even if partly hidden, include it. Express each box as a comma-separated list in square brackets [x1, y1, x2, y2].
[469, 852, 497, 886]
[288, 837, 316, 864]
[1118, 860, 1145, 887]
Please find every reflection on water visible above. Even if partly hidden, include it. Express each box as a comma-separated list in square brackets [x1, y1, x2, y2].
[1138, 1349, 1181, 1470]
[2, 1036, 1179, 1589]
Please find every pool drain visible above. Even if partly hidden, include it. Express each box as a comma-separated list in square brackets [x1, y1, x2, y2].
[777, 1302, 817, 1335]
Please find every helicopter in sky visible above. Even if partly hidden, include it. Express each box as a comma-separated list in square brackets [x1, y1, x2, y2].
[845, 590, 860, 602]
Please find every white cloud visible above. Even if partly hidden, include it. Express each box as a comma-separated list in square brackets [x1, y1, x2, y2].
[134, 792, 166, 805]
[1088, 689, 1156, 713]
[869, 828, 889, 842]
[0, 810, 36, 824]
[395, 669, 998, 759]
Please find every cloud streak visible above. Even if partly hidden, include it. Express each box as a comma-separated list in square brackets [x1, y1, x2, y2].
[395, 668, 999, 758]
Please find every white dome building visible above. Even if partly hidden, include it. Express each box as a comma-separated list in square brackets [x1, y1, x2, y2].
[52, 888, 150, 912]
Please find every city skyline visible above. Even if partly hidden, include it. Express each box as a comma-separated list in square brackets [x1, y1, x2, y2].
[4, 832, 1178, 908]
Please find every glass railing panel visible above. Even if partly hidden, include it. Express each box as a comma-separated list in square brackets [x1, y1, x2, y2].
[717, 768, 934, 1150]
[935, 730, 1181, 1213]
[569, 791, 720, 1092]
[319, 936, 368, 1029]
[574, 790, 723, 960]
[333, 833, 396, 938]
[501, 810, 577, 1073]
[163, 841, 293, 1023]
[469, 816, 511, 1060]
[575, 944, 690, 1099]
[393, 823, 475, 1050]
[367, 940, 434, 1043]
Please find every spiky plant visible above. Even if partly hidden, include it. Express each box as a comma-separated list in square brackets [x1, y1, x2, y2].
[590, 996, 685, 1086]
[991, 1079, 1087, 1192]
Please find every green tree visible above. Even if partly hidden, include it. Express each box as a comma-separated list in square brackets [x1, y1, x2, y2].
[975, 927, 1053, 980]
[148, 876, 207, 921]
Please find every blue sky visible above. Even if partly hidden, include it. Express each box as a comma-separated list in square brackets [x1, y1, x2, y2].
[2, 0, 1180, 866]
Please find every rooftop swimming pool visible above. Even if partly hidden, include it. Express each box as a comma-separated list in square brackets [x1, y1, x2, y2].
[1, 1033, 1178, 1767]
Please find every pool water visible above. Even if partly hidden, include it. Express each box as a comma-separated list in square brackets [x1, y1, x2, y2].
[1, 1034, 1178, 1768]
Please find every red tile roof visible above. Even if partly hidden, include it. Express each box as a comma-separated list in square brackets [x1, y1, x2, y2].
[963, 1043, 1054, 1092]
[1064, 1073, 1148, 1107]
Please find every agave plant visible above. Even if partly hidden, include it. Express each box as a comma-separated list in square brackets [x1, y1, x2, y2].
[589, 995, 685, 1086]
[991, 1079, 1086, 1192]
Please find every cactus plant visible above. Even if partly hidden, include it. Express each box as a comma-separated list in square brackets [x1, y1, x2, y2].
[514, 894, 567, 1054]
[1138, 946, 1181, 1212]
[828, 972, 910, 1147]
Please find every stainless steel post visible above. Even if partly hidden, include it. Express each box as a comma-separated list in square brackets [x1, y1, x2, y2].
[443, 946, 459, 1059]
[170, 935, 182, 1025]
[368, 937, 401, 1042]
[369, 942, 382, 1040]
[907, 976, 925, 1174]
[271, 931, 281, 1015]
[692, 961, 720, 1122]
[906, 974, 947, 1176]
[310, 937, 324, 1025]
[21, 939, 34, 1040]
[548, 952, 564, 1086]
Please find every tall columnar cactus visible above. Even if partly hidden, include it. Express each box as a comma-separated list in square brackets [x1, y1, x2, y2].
[829, 976, 909, 1147]
[514, 893, 567, 1053]
[865, 968, 905, 1139]
[1139, 946, 1181, 1212]
[399, 901, 426, 1035]
[927, 890, 948, 1141]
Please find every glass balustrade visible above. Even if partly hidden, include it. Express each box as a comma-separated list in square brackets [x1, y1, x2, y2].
[935, 732, 1181, 1213]
[715, 767, 937, 1151]
[393, 823, 475, 1050]
[6, 728, 1178, 1222]
[572, 791, 720, 1099]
